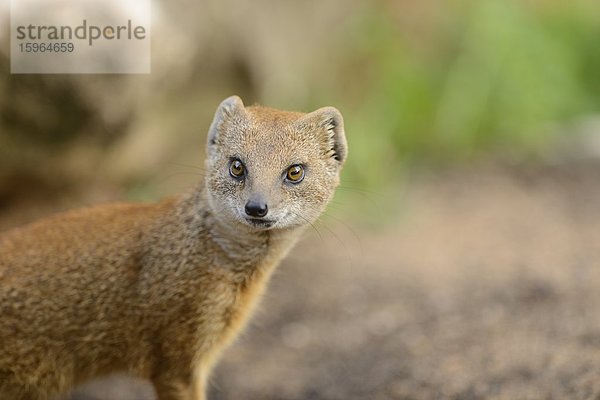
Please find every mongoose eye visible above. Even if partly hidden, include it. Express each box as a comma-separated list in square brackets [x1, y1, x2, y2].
[285, 165, 305, 183]
[229, 159, 246, 179]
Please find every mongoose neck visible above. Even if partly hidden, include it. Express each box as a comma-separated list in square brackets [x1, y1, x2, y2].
[171, 185, 303, 275]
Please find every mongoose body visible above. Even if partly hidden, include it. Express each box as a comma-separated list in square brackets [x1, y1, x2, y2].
[0, 96, 347, 400]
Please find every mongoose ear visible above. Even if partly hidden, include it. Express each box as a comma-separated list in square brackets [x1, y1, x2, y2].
[207, 95, 246, 152]
[304, 106, 347, 165]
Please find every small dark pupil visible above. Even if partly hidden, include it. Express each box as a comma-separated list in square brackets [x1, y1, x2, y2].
[290, 167, 301, 178]
[232, 161, 243, 174]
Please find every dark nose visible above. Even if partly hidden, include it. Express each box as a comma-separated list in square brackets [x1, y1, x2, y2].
[245, 199, 268, 218]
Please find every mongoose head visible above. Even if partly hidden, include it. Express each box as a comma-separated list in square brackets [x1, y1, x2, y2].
[204, 95, 347, 231]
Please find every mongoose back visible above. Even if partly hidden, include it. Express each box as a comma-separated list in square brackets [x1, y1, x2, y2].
[0, 96, 347, 400]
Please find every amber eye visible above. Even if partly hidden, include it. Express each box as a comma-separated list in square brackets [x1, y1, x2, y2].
[286, 164, 305, 183]
[229, 159, 246, 179]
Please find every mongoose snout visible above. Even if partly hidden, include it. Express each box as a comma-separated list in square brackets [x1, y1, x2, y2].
[244, 196, 268, 218]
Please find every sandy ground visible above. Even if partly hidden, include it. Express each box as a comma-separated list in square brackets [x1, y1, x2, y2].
[5, 162, 600, 400]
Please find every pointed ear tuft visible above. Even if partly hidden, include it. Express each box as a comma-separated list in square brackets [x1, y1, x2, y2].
[309, 106, 347, 165]
[207, 96, 246, 149]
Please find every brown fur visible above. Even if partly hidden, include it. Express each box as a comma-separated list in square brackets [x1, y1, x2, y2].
[0, 96, 347, 400]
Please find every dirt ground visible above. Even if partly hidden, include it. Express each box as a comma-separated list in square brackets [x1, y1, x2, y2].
[5, 162, 600, 400]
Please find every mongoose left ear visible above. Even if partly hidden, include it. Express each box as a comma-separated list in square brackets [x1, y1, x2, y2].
[207, 95, 246, 153]
[306, 107, 347, 165]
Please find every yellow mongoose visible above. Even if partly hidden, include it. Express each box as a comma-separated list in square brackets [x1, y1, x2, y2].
[0, 96, 347, 400]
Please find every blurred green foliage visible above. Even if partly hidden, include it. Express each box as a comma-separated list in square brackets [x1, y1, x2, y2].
[326, 0, 600, 190]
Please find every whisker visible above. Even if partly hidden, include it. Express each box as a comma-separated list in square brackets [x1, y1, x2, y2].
[288, 210, 323, 242]
[162, 171, 206, 179]
[313, 216, 360, 266]
[336, 188, 386, 211]
[320, 211, 362, 248]
[337, 185, 382, 196]
[152, 172, 207, 188]
[314, 218, 346, 248]
[336, 188, 385, 203]
[167, 161, 208, 172]
[323, 202, 349, 212]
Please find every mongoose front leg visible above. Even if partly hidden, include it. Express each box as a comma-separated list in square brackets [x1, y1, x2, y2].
[0, 372, 41, 400]
[0, 383, 37, 400]
[151, 368, 207, 400]
[153, 385, 206, 400]
[153, 378, 202, 400]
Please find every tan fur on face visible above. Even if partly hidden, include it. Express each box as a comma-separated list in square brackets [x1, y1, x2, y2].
[0, 96, 346, 400]
[206, 98, 346, 232]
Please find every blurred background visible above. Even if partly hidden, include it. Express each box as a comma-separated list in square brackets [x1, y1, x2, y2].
[2, 0, 600, 399]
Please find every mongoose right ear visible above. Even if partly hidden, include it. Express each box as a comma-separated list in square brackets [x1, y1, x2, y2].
[302, 106, 348, 166]
[207, 95, 246, 152]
